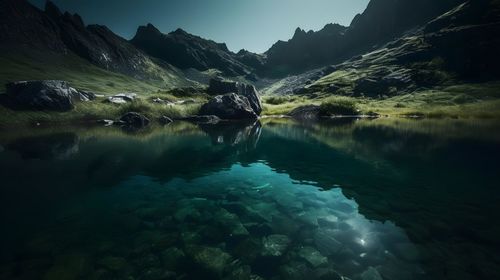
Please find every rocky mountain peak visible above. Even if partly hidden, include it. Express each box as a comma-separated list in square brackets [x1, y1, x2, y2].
[171, 28, 189, 36]
[45, 0, 62, 18]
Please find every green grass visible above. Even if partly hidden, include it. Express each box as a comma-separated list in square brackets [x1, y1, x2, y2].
[262, 82, 500, 119]
[0, 48, 192, 94]
[319, 97, 359, 116]
[0, 98, 203, 127]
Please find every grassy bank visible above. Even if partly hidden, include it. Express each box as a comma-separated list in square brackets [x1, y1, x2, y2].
[0, 92, 205, 127]
[262, 82, 500, 119]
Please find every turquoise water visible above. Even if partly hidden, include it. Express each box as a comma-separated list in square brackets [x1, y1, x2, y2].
[0, 119, 499, 280]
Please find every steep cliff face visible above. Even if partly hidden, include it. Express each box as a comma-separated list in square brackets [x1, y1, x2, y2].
[262, 0, 464, 77]
[131, 24, 256, 77]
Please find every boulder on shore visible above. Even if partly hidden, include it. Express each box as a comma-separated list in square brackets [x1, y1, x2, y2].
[199, 93, 258, 120]
[289, 105, 321, 120]
[105, 93, 137, 104]
[119, 112, 150, 128]
[0, 80, 95, 111]
[207, 78, 262, 115]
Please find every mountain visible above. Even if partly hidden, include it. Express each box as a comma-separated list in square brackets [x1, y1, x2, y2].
[261, 0, 464, 77]
[0, 0, 193, 91]
[263, 0, 500, 97]
[131, 24, 260, 77]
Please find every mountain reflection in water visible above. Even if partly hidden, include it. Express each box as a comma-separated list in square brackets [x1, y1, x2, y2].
[0, 118, 499, 280]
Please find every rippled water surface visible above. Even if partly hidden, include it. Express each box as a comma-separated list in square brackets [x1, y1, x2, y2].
[0, 118, 499, 280]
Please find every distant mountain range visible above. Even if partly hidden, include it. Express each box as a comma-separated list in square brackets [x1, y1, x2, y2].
[0, 0, 498, 93]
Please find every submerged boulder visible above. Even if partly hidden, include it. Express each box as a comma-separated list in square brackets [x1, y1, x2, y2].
[0, 80, 95, 111]
[199, 93, 258, 120]
[207, 78, 262, 115]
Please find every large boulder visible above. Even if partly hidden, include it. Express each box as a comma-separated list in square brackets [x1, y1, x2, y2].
[207, 78, 262, 115]
[289, 105, 321, 120]
[199, 93, 258, 120]
[0, 80, 95, 111]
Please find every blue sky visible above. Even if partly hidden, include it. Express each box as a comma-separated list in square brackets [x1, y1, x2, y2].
[29, 0, 369, 53]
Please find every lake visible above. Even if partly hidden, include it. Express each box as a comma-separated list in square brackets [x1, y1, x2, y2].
[0, 118, 499, 280]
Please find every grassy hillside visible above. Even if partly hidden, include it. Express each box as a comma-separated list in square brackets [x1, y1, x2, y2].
[262, 82, 500, 119]
[0, 47, 193, 94]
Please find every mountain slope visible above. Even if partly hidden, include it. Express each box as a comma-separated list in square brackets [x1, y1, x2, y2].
[0, 0, 194, 91]
[131, 24, 258, 77]
[262, 0, 500, 103]
[262, 0, 464, 77]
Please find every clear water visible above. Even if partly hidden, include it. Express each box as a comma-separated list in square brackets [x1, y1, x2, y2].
[0, 118, 499, 280]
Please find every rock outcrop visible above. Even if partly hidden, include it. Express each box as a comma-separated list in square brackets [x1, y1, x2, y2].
[289, 105, 321, 120]
[0, 80, 94, 111]
[199, 93, 258, 120]
[131, 24, 256, 76]
[207, 78, 262, 115]
[119, 112, 150, 128]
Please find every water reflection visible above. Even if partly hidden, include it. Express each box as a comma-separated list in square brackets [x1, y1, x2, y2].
[0, 119, 499, 279]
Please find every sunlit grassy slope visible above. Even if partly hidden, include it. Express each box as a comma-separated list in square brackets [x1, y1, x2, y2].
[262, 82, 500, 119]
[0, 48, 192, 94]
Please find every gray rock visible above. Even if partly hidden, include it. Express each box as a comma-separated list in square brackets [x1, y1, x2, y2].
[314, 230, 343, 256]
[289, 105, 321, 120]
[262, 234, 291, 257]
[159, 116, 173, 125]
[97, 119, 114, 126]
[361, 267, 383, 280]
[199, 93, 258, 120]
[298, 246, 328, 267]
[317, 215, 339, 228]
[106, 93, 137, 104]
[160, 247, 186, 270]
[207, 78, 262, 115]
[1, 80, 94, 111]
[119, 112, 150, 128]
[187, 246, 232, 277]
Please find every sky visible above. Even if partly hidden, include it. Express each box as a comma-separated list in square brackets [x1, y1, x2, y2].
[29, 0, 369, 53]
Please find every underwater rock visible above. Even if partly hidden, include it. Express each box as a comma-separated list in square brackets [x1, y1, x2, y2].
[44, 254, 90, 280]
[187, 246, 233, 277]
[97, 256, 127, 271]
[314, 230, 343, 256]
[181, 231, 202, 245]
[213, 208, 249, 237]
[232, 237, 262, 264]
[314, 268, 344, 280]
[298, 246, 328, 268]
[160, 247, 186, 271]
[361, 266, 383, 280]
[262, 234, 291, 257]
[269, 214, 300, 235]
[138, 268, 176, 280]
[133, 254, 161, 271]
[317, 215, 339, 228]
[279, 261, 312, 280]
[174, 207, 201, 222]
